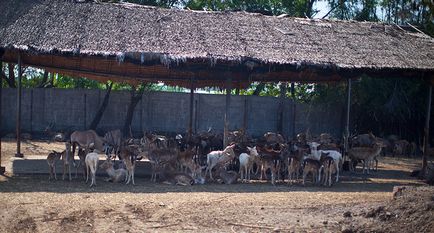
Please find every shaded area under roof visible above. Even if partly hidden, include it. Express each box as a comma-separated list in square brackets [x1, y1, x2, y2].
[0, 0, 433, 87]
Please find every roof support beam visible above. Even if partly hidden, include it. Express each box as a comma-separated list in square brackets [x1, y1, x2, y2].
[343, 77, 352, 159]
[223, 76, 232, 148]
[290, 83, 296, 138]
[15, 54, 23, 158]
[0, 62, 5, 174]
[277, 82, 287, 136]
[188, 77, 195, 140]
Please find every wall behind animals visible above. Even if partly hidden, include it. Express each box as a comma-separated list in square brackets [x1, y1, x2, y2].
[1, 88, 344, 139]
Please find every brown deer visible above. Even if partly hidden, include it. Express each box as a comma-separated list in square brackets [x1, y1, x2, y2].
[47, 150, 63, 180]
[70, 130, 108, 166]
[99, 156, 127, 183]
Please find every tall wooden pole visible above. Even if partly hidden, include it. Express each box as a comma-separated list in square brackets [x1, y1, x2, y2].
[188, 78, 195, 141]
[421, 84, 432, 178]
[0, 63, 5, 174]
[277, 82, 287, 135]
[15, 55, 23, 157]
[242, 96, 248, 132]
[343, 78, 352, 159]
[223, 77, 232, 148]
[291, 83, 296, 138]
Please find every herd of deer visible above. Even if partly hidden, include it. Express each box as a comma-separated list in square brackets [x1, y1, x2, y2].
[46, 128, 402, 187]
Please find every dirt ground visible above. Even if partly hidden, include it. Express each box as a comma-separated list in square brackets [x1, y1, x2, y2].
[0, 139, 432, 233]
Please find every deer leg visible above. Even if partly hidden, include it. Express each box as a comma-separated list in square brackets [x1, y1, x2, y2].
[86, 165, 89, 184]
[53, 163, 57, 180]
[335, 163, 339, 183]
[68, 163, 72, 181]
[132, 168, 135, 185]
[48, 165, 52, 180]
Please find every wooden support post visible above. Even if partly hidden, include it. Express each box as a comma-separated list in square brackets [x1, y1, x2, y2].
[344, 78, 352, 159]
[421, 84, 432, 178]
[223, 77, 232, 148]
[291, 83, 296, 138]
[188, 78, 195, 140]
[242, 96, 248, 132]
[15, 55, 23, 158]
[0, 63, 5, 174]
[277, 82, 287, 135]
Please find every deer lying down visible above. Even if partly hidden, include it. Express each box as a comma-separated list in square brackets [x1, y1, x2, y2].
[47, 150, 63, 180]
[99, 157, 127, 183]
[160, 171, 195, 186]
[159, 164, 205, 185]
[217, 167, 238, 184]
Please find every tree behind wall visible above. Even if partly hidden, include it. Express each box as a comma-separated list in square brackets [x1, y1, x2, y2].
[89, 82, 113, 130]
[123, 84, 147, 137]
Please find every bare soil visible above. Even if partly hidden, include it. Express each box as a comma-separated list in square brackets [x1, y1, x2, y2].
[0, 139, 432, 233]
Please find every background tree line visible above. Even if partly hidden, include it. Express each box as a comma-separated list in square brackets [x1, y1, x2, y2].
[1, 0, 433, 142]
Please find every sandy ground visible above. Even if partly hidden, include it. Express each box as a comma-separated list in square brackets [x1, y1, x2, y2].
[0, 139, 431, 233]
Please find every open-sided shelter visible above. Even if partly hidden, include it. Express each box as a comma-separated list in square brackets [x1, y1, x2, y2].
[0, 0, 433, 174]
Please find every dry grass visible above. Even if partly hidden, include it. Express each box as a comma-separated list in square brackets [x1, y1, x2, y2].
[0, 139, 429, 232]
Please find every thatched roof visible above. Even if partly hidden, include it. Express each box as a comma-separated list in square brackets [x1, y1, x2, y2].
[0, 0, 433, 87]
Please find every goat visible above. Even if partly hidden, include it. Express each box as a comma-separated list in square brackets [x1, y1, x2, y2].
[321, 156, 337, 187]
[239, 146, 259, 182]
[348, 142, 383, 174]
[205, 144, 236, 180]
[99, 157, 127, 183]
[62, 142, 73, 181]
[302, 158, 322, 186]
[85, 152, 100, 187]
[47, 150, 62, 180]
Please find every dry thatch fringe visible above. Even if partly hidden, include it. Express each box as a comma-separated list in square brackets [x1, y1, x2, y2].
[0, 0, 433, 72]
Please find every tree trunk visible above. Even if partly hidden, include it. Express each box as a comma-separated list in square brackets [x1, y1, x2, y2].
[252, 82, 265, 96]
[123, 86, 144, 137]
[1, 63, 17, 88]
[305, 0, 315, 18]
[37, 71, 49, 88]
[89, 82, 113, 130]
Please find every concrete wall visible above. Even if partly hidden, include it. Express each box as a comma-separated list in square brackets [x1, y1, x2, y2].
[1, 88, 344, 138]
